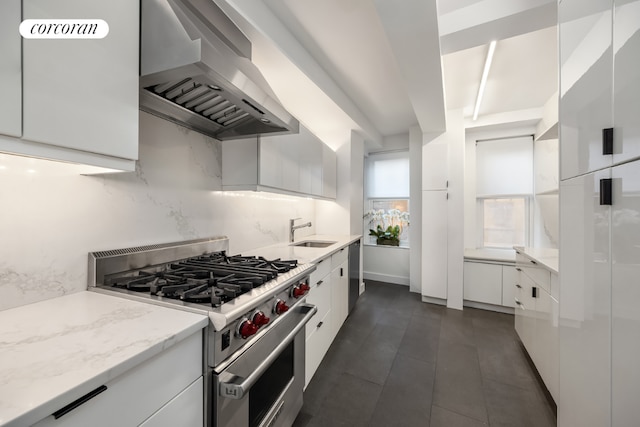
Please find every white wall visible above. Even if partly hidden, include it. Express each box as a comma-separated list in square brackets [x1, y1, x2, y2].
[409, 126, 423, 293]
[0, 112, 316, 312]
[363, 246, 410, 285]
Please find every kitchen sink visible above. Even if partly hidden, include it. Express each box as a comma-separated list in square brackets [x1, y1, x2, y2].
[290, 240, 336, 248]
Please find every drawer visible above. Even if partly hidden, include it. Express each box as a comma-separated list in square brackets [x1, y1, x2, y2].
[305, 278, 331, 339]
[331, 246, 348, 269]
[516, 253, 551, 293]
[33, 331, 202, 427]
[305, 310, 332, 388]
[310, 256, 331, 287]
[139, 376, 203, 427]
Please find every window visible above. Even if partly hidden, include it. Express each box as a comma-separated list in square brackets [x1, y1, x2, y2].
[475, 136, 533, 249]
[364, 150, 410, 247]
[481, 197, 528, 248]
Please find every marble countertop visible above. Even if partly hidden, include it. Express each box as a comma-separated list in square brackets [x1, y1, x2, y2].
[464, 248, 517, 263]
[0, 291, 208, 427]
[242, 234, 362, 265]
[514, 246, 559, 274]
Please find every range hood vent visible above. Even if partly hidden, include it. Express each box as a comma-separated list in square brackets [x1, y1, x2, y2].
[140, 0, 299, 140]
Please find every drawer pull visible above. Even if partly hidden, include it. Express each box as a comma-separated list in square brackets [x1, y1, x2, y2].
[516, 267, 522, 271]
[514, 298, 524, 308]
[317, 280, 323, 286]
[53, 385, 107, 419]
[317, 321, 324, 328]
[516, 284, 522, 289]
[530, 260, 537, 265]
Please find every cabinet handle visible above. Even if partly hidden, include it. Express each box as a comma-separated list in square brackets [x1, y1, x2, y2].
[516, 267, 522, 272]
[53, 385, 108, 419]
[532, 287, 538, 298]
[316, 280, 323, 286]
[600, 178, 613, 206]
[340, 268, 343, 277]
[530, 260, 537, 265]
[317, 321, 323, 328]
[516, 284, 522, 289]
[514, 298, 523, 307]
[603, 128, 614, 155]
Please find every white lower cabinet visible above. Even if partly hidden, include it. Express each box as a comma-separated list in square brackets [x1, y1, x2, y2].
[139, 377, 203, 427]
[304, 247, 350, 388]
[514, 258, 559, 402]
[33, 331, 203, 427]
[463, 261, 516, 308]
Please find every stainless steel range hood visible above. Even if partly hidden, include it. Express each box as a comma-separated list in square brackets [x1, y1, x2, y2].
[140, 0, 299, 140]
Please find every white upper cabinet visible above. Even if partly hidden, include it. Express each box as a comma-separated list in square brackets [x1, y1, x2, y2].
[613, 0, 640, 165]
[559, 0, 613, 179]
[322, 144, 337, 199]
[222, 126, 336, 200]
[5, 0, 139, 171]
[0, 1, 21, 138]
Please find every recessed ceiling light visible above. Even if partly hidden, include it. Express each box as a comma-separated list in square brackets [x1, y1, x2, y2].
[208, 84, 222, 91]
[473, 40, 497, 121]
[260, 118, 271, 123]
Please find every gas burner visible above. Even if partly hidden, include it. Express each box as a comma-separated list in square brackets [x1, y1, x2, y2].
[105, 251, 299, 308]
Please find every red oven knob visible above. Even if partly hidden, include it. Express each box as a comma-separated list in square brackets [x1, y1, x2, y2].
[291, 285, 305, 298]
[300, 282, 311, 292]
[252, 311, 270, 327]
[273, 299, 289, 315]
[237, 319, 258, 339]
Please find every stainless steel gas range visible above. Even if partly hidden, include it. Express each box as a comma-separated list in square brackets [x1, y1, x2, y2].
[88, 236, 317, 427]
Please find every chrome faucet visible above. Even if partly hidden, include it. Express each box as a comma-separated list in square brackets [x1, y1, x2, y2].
[290, 218, 312, 242]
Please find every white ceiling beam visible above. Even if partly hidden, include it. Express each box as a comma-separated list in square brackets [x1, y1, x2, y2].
[439, 0, 557, 54]
[373, 0, 447, 133]
[214, 0, 383, 147]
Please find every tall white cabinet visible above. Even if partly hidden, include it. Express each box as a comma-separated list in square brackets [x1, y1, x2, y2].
[559, 0, 640, 425]
[421, 139, 448, 302]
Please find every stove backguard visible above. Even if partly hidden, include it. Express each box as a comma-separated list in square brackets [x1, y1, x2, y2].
[89, 236, 230, 287]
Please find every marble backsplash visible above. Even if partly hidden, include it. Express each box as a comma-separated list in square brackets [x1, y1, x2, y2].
[0, 112, 316, 311]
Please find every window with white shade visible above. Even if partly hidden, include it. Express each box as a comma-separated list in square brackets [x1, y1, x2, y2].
[364, 150, 410, 247]
[475, 136, 533, 249]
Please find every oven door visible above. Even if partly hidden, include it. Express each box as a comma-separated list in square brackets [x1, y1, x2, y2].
[213, 302, 316, 427]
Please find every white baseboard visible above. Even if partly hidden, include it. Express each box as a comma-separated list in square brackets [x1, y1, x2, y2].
[463, 300, 515, 315]
[363, 271, 410, 286]
[421, 295, 446, 306]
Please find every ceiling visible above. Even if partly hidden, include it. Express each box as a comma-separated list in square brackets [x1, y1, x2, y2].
[214, 0, 558, 151]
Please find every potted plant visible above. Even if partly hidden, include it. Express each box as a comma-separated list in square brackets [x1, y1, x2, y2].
[369, 224, 401, 246]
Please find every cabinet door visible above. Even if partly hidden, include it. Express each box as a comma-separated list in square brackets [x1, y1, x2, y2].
[259, 136, 282, 188]
[514, 272, 536, 359]
[501, 265, 518, 308]
[330, 260, 349, 340]
[0, 0, 21, 138]
[139, 377, 203, 427]
[298, 127, 323, 196]
[421, 190, 448, 300]
[322, 144, 337, 199]
[559, 169, 611, 427]
[534, 287, 559, 402]
[611, 159, 640, 425]
[613, 0, 640, 166]
[463, 262, 502, 305]
[305, 310, 332, 388]
[22, 0, 139, 160]
[559, 0, 613, 179]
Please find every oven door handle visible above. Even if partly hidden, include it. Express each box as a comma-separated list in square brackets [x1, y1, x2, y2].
[218, 303, 317, 400]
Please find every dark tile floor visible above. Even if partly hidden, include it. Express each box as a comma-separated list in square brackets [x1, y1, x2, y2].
[293, 280, 556, 427]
